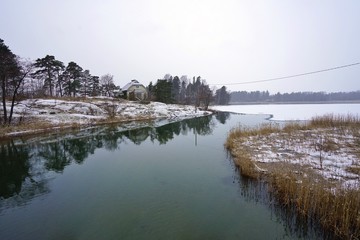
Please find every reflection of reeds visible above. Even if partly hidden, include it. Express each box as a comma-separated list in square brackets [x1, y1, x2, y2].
[225, 114, 360, 239]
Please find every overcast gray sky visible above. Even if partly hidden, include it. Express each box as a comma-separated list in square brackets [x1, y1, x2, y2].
[1, 0, 359, 93]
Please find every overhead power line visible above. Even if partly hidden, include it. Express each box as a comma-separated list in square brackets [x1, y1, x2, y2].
[211, 62, 360, 86]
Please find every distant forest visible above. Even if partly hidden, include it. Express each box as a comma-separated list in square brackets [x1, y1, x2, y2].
[230, 91, 360, 103]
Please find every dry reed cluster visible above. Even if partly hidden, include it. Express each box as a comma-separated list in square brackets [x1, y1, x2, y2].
[226, 114, 360, 239]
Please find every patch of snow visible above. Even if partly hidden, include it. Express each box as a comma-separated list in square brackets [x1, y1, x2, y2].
[237, 128, 360, 189]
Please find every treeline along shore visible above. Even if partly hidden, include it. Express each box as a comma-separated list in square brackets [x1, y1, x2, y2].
[230, 90, 360, 104]
[229, 100, 360, 105]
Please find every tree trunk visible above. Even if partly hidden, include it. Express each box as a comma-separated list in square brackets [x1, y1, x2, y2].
[48, 69, 53, 96]
[1, 76, 8, 124]
[8, 83, 20, 124]
[8, 73, 27, 125]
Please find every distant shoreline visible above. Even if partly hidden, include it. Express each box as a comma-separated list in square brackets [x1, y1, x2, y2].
[228, 100, 360, 105]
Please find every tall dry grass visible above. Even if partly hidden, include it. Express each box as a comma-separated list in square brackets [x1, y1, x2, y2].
[269, 172, 360, 239]
[310, 113, 360, 129]
[226, 114, 360, 239]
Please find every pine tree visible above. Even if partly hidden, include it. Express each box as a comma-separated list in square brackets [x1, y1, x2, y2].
[79, 70, 92, 97]
[89, 75, 100, 96]
[155, 79, 172, 103]
[215, 86, 230, 105]
[147, 81, 155, 100]
[32, 55, 64, 97]
[0, 39, 33, 124]
[171, 76, 181, 103]
[63, 62, 83, 97]
[1, 39, 20, 124]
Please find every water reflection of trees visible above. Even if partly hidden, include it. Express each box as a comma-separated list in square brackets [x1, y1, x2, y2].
[215, 111, 230, 124]
[0, 141, 31, 198]
[0, 113, 230, 202]
[0, 141, 50, 211]
[124, 114, 224, 145]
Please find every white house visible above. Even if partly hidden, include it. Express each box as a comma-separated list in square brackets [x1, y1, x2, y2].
[122, 80, 148, 101]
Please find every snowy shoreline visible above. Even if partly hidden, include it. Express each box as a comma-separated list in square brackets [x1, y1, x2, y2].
[240, 126, 359, 189]
[0, 98, 212, 138]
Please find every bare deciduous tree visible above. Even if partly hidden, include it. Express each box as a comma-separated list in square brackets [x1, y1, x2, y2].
[100, 74, 116, 97]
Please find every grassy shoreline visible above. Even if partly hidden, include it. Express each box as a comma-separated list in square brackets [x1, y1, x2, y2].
[225, 114, 360, 239]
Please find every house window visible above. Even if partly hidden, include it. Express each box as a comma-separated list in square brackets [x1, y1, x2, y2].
[136, 92, 143, 99]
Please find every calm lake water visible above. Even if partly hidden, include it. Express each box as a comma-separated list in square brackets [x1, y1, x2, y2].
[1, 112, 321, 240]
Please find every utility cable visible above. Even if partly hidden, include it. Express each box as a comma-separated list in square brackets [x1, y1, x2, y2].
[210, 62, 360, 86]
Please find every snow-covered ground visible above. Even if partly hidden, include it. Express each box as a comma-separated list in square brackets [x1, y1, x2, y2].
[211, 103, 360, 121]
[239, 128, 360, 189]
[1, 98, 211, 136]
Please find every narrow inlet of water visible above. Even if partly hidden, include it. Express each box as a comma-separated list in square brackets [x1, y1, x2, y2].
[0, 113, 322, 240]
